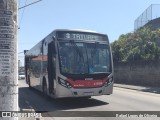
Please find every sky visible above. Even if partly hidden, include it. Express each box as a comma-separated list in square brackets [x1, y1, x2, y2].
[18, 0, 160, 66]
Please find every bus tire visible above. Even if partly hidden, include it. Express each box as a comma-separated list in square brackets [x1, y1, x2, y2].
[43, 80, 48, 98]
[28, 75, 31, 88]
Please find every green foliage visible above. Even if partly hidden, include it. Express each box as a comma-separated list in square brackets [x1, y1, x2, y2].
[111, 27, 160, 62]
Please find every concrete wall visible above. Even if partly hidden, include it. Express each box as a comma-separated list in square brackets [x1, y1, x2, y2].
[114, 60, 160, 87]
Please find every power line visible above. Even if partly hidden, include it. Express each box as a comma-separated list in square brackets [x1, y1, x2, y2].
[19, 0, 28, 29]
[18, 0, 21, 8]
[18, 51, 24, 54]
[18, 0, 42, 10]
[18, 0, 42, 29]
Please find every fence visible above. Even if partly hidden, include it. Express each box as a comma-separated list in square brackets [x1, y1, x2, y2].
[134, 4, 160, 31]
[114, 60, 160, 87]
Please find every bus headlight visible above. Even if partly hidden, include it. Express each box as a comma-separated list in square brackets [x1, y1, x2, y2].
[104, 77, 113, 86]
[58, 77, 72, 88]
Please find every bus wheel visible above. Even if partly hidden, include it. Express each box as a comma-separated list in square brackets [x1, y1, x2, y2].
[43, 81, 48, 98]
[28, 76, 31, 88]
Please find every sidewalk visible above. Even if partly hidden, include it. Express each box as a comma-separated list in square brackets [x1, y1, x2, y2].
[114, 83, 160, 94]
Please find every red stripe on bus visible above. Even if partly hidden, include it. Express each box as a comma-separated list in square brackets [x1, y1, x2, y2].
[67, 77, 108, 88]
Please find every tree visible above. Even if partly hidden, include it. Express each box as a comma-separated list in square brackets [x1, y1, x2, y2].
[111, 27, 160, 62]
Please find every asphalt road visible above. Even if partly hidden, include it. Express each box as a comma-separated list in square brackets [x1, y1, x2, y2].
[18, 80, 160, 120]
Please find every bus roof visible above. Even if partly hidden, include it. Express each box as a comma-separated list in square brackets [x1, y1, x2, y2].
[25, 29, 108, 55]
[53, 29, 107, 35]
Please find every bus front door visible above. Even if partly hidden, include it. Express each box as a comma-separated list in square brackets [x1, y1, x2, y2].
[48, 42, 56, 94]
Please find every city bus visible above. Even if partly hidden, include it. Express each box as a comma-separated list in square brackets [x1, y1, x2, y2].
[24, 29, 114, 98]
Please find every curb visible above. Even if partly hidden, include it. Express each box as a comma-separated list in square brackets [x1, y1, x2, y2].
[114, 84, 160, 94]
[114, 85, 144, 91]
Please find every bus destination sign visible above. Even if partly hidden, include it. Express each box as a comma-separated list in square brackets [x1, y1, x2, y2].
[57, 31, 107, 41]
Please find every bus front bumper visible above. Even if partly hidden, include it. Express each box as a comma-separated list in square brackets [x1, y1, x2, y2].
[55, 82, 113, 98]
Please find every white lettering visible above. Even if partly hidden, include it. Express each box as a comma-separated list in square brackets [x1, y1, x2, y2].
[64, 33, 101, 41]
[72, 34, 76, 39]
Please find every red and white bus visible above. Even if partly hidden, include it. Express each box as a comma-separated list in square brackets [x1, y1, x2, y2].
[24, 29, 114, 98]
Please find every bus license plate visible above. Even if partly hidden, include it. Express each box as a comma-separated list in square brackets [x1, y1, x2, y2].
[84, 92, 93, 96]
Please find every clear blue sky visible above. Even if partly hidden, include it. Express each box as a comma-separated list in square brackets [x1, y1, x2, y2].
[18, 0, 160, 65]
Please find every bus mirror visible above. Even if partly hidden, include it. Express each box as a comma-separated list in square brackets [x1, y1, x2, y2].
[24, 50, 28, 54]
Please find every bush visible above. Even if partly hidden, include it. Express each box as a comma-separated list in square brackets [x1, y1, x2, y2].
[111, 27, 160, 62]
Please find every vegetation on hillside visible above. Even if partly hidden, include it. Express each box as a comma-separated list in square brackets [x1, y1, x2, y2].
[111, 27, 160, 62]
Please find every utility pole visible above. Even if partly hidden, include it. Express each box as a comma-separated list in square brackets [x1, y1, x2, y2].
[0, 0, 18, 120]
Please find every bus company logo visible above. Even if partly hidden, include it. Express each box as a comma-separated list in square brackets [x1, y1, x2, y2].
[65, 33, 71, 39]
[94, 82, 103, 86]
[74, 84, 84, 87]
[85, 78, 93, 80]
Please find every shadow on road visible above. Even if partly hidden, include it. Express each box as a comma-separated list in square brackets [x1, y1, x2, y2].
[53, 97, 109, 110]
[19, 87, 109, 112]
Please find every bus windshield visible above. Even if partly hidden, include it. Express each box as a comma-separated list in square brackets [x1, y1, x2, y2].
[58, 41, 111, 74]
